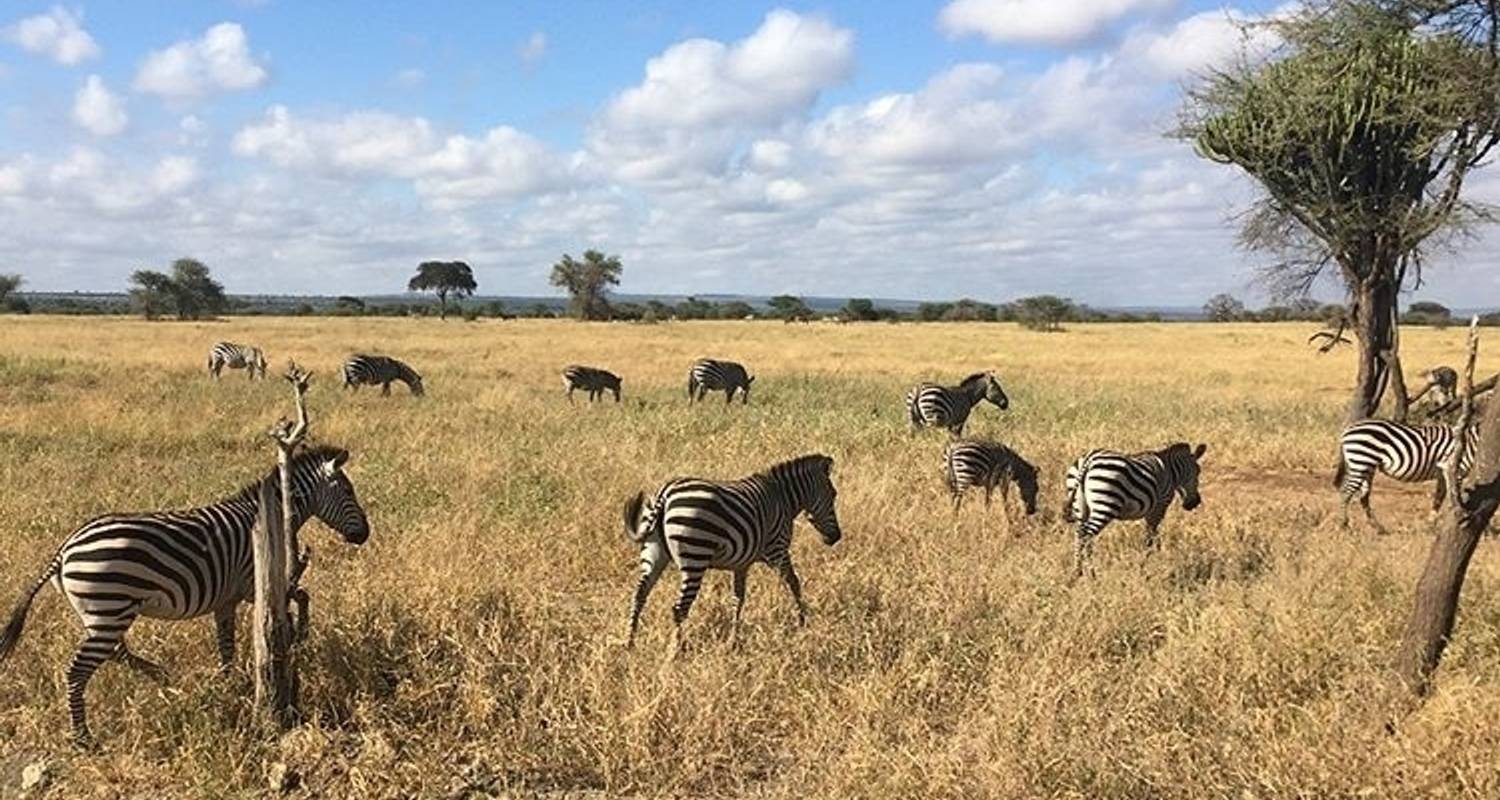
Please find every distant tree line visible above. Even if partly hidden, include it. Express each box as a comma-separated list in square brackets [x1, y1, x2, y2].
[1202, 293, 1496, 327]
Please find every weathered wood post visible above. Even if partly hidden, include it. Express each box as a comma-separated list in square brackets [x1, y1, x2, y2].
[252, 362, 312, 727]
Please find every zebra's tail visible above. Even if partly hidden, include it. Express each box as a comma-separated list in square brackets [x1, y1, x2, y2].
[1333, 447, 1347, 489]
[0, 550, 62, 663]
[623, 491, 648, 543]
[942, 444, 959, 496]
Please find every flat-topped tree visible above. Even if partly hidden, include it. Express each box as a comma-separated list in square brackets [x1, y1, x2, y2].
[550, 250, 622, 321]
[1180, 0, 1500, 423]
[408, 261, 477, 320]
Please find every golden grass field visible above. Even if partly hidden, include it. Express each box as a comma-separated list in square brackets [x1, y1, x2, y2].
[1, 315, 1498, 798]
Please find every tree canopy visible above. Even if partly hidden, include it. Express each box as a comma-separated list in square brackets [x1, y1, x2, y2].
[408, 261, 477, 319]
[1014, 295, 1076, 331]
[128, 258, 226, 320]
[1203, 293, 1247, 322]
[549, 250, 622, 321]
[768, 295, 814, 322]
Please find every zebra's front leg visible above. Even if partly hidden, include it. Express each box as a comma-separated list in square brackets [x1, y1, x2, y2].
[774, 558, 807, 626]
[731, 567, 749, 641]
[626, 543, 668, 648]
[566, 386, 576, 404]
[670, 568, 706, 655]
[214, 606, 238, 669]
[1143, 509, 1165, 551]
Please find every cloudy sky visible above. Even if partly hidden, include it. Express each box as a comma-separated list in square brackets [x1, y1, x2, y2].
[2, 1, 1497, 306]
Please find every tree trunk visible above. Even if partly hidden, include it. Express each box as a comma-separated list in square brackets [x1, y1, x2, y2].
[438, 290, 448, 320]
[1347, 278, 1402, 423]
[252, 478, 296, 727]
[1396, 354, 1500, 696]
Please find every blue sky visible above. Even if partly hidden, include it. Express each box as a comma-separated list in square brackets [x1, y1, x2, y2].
[2, 0, 1497, 306]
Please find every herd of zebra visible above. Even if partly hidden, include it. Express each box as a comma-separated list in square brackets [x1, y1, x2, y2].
[0, 340, 1479, 747]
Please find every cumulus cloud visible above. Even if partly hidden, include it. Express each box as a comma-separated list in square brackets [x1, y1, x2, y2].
[1120, 7, 1285, 78]
[518, 32, 547, 66]
[2, 6, 99, 64]
[72, 75, 127, 136]
[938, 0, 1174, 46]
[232, 105, 569, 205]
[133, 22, 268, 100]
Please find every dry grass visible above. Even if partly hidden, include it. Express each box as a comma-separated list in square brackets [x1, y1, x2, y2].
[1, 315, 1498, 798]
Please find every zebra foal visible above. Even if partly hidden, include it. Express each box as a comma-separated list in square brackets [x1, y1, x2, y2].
[0, 445, 370, 747]
[687, 358, 755, 404]
[907, 372, 1009, 436]
[621, 454, 842, 649]
[943, 440, 1039, 520]
[207, 342, 267, 380]
[562, 365, 622, 403]
[1334, 419, 1480, 534]
[1064, 442, 1206, 577]
[342, 354, 425, 396]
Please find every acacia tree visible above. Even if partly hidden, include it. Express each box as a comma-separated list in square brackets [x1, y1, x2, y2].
[408, 261, 477, 320]
[0, 274, 20, 304]
[769, 294, 813, 322]
[1182, 0, 1500, 423]
[549, 250, 622, 321]
[127, 259, 227, 320]
[1203, 293, 1246, 322]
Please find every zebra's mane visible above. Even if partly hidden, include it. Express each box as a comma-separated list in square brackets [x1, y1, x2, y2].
[763, 453, 833, 481]
[959, 372, 991, 388]
[227, 445, 349, 504]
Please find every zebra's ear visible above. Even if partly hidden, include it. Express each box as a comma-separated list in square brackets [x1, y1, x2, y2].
[327, 448, 351, 472]
[1192, 443, 1207, 460]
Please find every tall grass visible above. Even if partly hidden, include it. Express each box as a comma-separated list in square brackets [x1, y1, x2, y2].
[0, 316, 1497, 797]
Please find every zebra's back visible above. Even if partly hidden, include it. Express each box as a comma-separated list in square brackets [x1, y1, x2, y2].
[1339, 419, 1467, 483]
[654, 476, 787, 570]
[1073, 451, 1173, 522]
[909, 384, 974, 431]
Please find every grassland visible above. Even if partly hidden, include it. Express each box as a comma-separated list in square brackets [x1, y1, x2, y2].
[1, 315, 1498, 798]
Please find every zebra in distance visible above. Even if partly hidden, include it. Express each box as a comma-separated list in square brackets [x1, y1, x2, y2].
[0, 446, 369, 747]
[1334, 418, 1481, 534]
[562, 365, 622, 403]
[907, 372, 1009, 436]
[342, 354, 425, 396]
[1064, 442, 1207, 577]
[621, 454, 842, 649]
[687, 358, 755, 404]
[943, 440, 1040, 519]
[207, 341, 267, 380]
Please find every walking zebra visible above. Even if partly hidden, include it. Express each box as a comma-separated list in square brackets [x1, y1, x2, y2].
[0, 446, 370, 746]
[207, 342, 267, 380]
[687, 358, 755, 404]
[906, 372, 1009, 436]
[1064, 442, 1207, 577]
[943, 440, 1039, 519]
[342, 354, 424, 396]
[621, 454, 842, 649]
[1334, 419, 1480, 534]
[562, 365, 622, 403]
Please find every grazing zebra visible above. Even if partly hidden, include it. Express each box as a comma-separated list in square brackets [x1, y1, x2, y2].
[943, 440, 1039, 518]
[906, 372, 1009, 436]
[687, 358, 755, 404]
[562, 365, 622, 403]
[342, 354, 424, 396]
[621, 454, 842, 649]
[1064, 442, 1207, 577]
[207, 342, 267, 380]
[1334, 419, 1480, 534]
[0, 445, 369, 747]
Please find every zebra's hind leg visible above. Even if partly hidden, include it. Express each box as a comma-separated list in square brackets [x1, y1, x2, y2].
[67, 620, 134, 748]
[731, 568, 749, 641]
[669, 568, 706, 655]
[773, 558, 807, 627]
[1359, 490, 1390, 535]
[214, 606, 237, 669]
[1072, 529, 1098, 580]
[112, 640, 168, 684]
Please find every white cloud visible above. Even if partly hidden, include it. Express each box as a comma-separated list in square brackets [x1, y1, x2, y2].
[152, 156, 199, 194]
[72, 75, 127, 136]
[938, 0, 1174, 46]
[2, 6, 99, 65]
[133, 22, 268, 100]
[0, 158, 29, 195]
[1120, 7, 1284, 78]
[518, 32, 547, 66]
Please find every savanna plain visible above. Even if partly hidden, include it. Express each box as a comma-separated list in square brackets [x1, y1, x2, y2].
[1, 316, 1498, 799]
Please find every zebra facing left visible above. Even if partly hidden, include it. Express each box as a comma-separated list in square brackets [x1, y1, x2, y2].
[1064, 442, 1207, 577]
[621, 454, 842, 650]
[0, 445, 370, 747]
[906, 372, 1009, 436]
[207, 342, 268, 380]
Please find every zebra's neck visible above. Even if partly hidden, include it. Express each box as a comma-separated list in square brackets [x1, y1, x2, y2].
[763, 461, 819, 509]
[227, 470, 319, 532]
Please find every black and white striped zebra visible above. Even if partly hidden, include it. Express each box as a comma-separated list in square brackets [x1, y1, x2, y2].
[342, 354, 424, 396]
[906, 372, 1009, 436]
[0, 445, 369, 746]
[621, 454, 842, 648]
[943, 440, 1039, 518]
[687, 358, 755, 404]
[1334, 419, 1480, 533]
[562, 365, 622, 403]
[1064, 442, 1207, 577]
[207, 341, 267, 380]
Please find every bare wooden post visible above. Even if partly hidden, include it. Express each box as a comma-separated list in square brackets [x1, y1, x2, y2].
[252, 361, 313, 727]
[1396, 318, 1500, 696]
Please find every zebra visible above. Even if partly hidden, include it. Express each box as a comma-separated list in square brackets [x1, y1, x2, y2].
[1064, 442, 1207, 577]
[1334, 419, 1480, 534]
[342, 354, 424, 396]
[621, 454, 842, 649]
[562, 365, 622, 403]
[943, 440, 1039, 519]
[207, 342, 267, 380]
[906, 372, 1009, 436]
[687, 358, 755, 404]
[0, 445, 370, 747]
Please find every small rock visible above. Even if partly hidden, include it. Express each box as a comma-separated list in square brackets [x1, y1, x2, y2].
[20, 760, 50, 793]
[267, 761, 300, 794]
